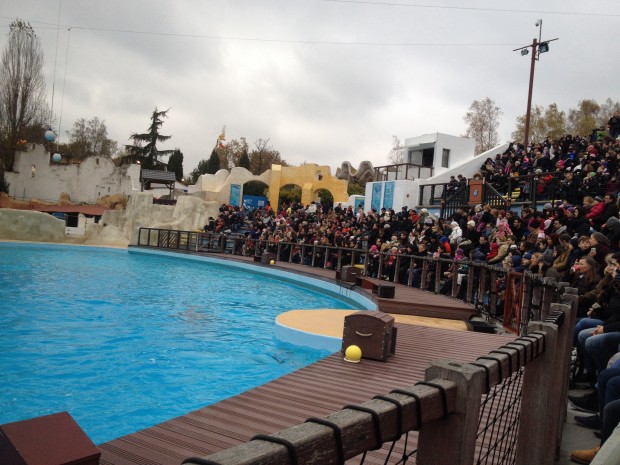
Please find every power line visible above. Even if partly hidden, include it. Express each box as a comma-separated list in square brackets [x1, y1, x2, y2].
[0, 17, 518, 46]
[320, 0, 620, 17]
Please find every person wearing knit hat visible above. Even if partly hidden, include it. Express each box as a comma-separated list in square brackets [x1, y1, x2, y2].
[543, 203, 553, 211]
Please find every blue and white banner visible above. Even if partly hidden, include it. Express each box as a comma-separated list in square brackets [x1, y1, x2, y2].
[371, 182, 383, 212]
[230, 184, 241, 206]
[383, 181, 395, 210]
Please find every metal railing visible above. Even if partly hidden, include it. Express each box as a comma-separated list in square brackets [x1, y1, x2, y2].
[374, 163, 434, 181]
[137, 228, 566, 334]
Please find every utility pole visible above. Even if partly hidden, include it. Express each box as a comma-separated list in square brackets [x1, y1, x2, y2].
[513, 19, 558, 151]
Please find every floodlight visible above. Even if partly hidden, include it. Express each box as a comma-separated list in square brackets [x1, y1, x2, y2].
[521, 49, 529, 56]
[539, 42, 549, 53]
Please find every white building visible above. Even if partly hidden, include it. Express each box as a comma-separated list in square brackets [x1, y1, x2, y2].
[403, 133, 475, 178]
[5, 144, 141, 203]
[366, 133, 509, 211]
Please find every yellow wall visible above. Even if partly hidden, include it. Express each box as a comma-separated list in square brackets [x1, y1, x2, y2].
[268, 164, 349, 208]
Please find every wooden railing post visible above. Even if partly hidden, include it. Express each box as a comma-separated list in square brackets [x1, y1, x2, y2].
[547, 300, 576, 460]
[515, 322, 559, 465]
[417, 360, 485, 465]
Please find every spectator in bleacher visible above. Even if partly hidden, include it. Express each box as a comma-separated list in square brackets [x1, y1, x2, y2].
[605, 217, 620, 251]
[570, 256, 601, 304]
[590, 232, 612, 269]
[608, 112, 620, 140]
[593, 194, 619, 230]
[570, 207, 593, 237]
[448, 221, 462, 247]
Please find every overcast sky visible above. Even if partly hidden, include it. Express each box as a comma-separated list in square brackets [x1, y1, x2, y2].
[1, 1, 619, 175]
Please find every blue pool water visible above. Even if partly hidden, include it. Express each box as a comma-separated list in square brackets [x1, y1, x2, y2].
[0, 243, 360, 444]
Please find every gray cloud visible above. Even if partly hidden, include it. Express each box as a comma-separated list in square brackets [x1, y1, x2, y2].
[2, 0, 619, 173]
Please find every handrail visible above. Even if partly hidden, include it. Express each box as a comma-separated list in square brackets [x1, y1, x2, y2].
[136, 228, 566, 332]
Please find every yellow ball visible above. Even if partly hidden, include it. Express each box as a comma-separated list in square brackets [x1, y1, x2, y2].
[269, 260, 275, 265]
[344, 345, 362, 363]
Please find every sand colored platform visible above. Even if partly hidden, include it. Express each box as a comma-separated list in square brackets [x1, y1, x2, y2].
[276, 309, 467, 338]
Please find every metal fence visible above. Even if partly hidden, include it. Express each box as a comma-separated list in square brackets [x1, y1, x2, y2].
[137, 228, 565, 334]
[136, 227, 575, 465]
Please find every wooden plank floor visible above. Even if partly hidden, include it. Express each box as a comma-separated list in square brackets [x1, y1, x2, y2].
[186, 252, 477, 321]
[99, 324, 515, 465]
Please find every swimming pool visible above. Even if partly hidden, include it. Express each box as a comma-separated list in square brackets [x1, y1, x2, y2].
[0, 243, 371, 444]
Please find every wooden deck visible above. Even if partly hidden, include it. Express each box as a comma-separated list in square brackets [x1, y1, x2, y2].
[99, 324, 515, 465]
[191, 253, 477, 321]
[97, 249, 487, 464]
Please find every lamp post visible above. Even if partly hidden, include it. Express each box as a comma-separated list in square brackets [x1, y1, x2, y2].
[513, 19, 558, 150]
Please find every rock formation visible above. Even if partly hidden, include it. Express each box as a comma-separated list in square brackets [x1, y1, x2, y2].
[335, 161, 375, 184]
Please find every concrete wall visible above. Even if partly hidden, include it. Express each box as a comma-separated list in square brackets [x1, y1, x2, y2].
[0, 209, 65, 242]
[187, 164, 349, 210]
[0, 193, 220, 247]
[188, 167, 272, 205]
[5, 144, 140, 203]
[269, 164, 349, 208]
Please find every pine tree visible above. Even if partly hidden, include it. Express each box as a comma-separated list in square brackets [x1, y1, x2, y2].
[167, 149, 184, 181]
[206, 148, 221, 174]
[124, 108, 174, 168]
[238, 148, 251, 170]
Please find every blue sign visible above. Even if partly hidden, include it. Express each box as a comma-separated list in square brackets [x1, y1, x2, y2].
[242, 195, 268, 210]
[354, 197, 365, 211]
[383, 181, 395, 210]
[371, 182, 383, 212]
[230, 184, 241, 206]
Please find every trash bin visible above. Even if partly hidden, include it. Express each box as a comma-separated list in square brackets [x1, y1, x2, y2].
[377, 285, 395, 298]
[342, 311, 397, 362]
[338, 266, 361, 283]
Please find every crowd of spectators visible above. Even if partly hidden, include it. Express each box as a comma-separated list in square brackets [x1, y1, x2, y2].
[480, 126, 620, 205]
[205, 131, 620, 463]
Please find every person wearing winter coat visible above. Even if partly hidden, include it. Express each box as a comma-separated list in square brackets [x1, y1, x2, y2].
[605, 216, 620, 251]
[590, 232, 612, 270]
[488, 237, 509, 266]
[592, 194, 619, 230]
[448, 221, 463, 248]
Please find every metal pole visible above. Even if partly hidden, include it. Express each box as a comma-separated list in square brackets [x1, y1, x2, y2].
[523, 38, 538, 150]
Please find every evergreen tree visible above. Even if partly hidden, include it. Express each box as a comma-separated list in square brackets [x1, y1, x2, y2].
[167, 149, 184, 181]
[206, 148, 221, 174]
[238, 148, 251, 170]
[189, 159, 209, 184]
[124, 108, 174, 168]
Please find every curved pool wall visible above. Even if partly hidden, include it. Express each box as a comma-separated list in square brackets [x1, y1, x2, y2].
[129, 249, 378, 318]
[128, 248, 378, 352]
[0, 242, 376, 443]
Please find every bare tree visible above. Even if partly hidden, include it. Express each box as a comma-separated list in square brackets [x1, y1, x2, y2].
[64, 116, 118, 158]
[387, 135, 405, 164]
[512, 103, 566, 142]
[463, 97, 502, 155]
[597, 98, 620, 128]
[567, 99, 600, 137]
[0, 19, 48, 172]
[249, 138, 287, 174]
